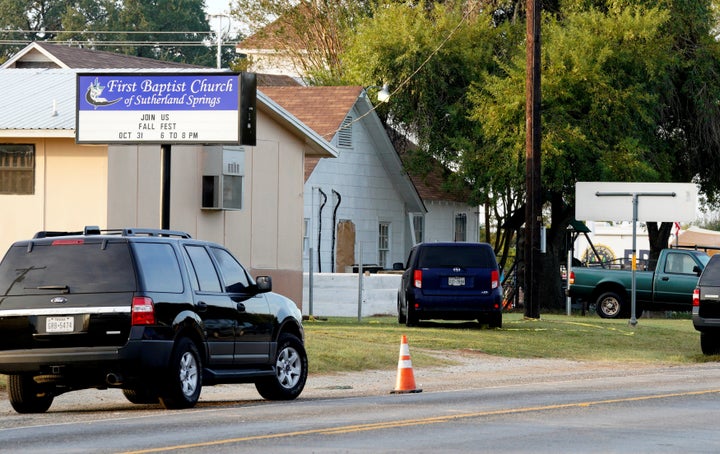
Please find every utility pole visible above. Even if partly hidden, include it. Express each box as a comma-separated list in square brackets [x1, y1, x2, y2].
[524, 0, 542, 319]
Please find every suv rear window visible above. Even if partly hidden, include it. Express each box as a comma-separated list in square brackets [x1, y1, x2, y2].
[700, 255, 720, 287]
[417, 245, 496, 268]
[0, 241, 136, 296]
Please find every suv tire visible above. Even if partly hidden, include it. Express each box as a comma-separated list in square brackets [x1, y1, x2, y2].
[700, 331, 720, 355]
[159, 338, 202, 409]
[255, 333, 307, 400]
[8, 374, 54, 414]
[123, 387, 159, 405]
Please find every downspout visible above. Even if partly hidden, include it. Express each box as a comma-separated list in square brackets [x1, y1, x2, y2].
[331, 190, 342, 273]
[317, 188, 327, 273]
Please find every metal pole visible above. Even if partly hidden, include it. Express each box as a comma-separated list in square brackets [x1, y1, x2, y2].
[357, 243, 364, 322]
[161, 144, 171, 229]
[566, 249, 572, 316]
[594, 191, 676, 326]
[308, 247, 314, 317]
[630, 194, 638, 327]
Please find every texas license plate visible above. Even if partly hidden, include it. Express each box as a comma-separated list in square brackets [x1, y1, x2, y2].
[46, 316, 74, 333]
[448, 277, 465, 286]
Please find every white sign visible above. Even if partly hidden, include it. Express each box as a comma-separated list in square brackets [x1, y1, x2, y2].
[575, 182, 697, 222]
[76, 73, 242, 144]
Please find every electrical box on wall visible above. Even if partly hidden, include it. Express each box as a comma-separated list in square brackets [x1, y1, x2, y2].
[201, 147, 244, 210]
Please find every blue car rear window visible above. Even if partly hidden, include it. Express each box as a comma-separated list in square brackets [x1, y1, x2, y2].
[418, 246, 496, 268]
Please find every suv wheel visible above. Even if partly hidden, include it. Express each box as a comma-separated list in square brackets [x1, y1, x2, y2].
[8, 374, 54, 414]
[701, 331, 720, 355]
[487, 312, 502, 329]
[256, 333, 307, 400]
[405, 302, 418, 327]
[123, 386, 159, 404]
[159, 338, 202, 409]
[398, 297, 407, 324]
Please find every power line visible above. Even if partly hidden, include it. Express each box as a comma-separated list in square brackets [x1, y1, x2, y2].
[0, 29, 219, 35]
[0, 40, 240, 47]
[328, 3, 478, 140]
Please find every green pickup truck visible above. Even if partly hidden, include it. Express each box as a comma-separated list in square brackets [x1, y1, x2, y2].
[568, 248, 710, 318]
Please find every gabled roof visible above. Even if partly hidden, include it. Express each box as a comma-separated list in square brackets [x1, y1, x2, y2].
[259, 86, 362, 140]
[0, 68, 336, 158]
[259, 85, 425, 212]
[1, 42, 204, 69]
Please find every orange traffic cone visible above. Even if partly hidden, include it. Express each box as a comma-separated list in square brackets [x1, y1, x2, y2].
[390, 335, 422, 394]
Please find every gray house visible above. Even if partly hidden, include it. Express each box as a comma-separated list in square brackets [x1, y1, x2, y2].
[260, 86, 479, 273]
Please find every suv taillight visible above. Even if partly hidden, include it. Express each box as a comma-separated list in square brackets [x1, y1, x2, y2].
[131, 296, 156, 325]
[491, 270, 499, 289]
[413, 270, 422, 288]
[693, 288, 700, 307]
[569, 271, 575, 286]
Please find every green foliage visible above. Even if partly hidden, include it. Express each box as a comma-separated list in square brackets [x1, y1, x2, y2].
[343, 1, 518, 207]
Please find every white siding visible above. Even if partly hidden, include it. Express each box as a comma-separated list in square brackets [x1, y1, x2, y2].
[304, 106, 408, 272]
[423, 200, 480, 243]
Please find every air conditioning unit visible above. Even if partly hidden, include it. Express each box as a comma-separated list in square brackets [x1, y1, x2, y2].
[201, 147, 244, 210]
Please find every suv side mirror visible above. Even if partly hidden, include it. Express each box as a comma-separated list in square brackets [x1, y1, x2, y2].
[256, 275, 272, 293]
[694, 265, 702, 276]
[392, 262, 404, 271]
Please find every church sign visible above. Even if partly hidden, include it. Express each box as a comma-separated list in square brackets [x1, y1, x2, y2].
[75, 72, 255, 145]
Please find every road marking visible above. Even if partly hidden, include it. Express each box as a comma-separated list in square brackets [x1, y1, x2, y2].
[121, 389, 720, 453]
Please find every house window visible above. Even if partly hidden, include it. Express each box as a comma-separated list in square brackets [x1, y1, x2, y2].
[412, 214, 424, 244]
[338, 116, 353, 148]
[378, 222, 390, 268]
[0, 144, 34, 194]
[454, 213, 467, 242]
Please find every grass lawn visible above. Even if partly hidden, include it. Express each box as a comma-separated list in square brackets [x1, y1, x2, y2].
[304, 312, 716, 374]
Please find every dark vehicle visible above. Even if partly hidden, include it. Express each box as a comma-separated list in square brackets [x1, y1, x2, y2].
[569, 248, 708, 318]
[397, 242, 502, 328]
[0, 227, 307, 413]
[693, 254, 720, 354]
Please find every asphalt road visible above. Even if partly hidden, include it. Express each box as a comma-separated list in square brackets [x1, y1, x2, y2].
[1, 358, 720, 453]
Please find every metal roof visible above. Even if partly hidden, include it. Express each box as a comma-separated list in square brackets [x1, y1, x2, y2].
[0, 69, 77, 133]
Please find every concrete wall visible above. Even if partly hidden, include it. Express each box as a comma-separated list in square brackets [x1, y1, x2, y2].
[302, 272, 401, 317]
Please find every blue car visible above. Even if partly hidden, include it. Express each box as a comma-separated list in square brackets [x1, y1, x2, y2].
[397, 242, 503, 327]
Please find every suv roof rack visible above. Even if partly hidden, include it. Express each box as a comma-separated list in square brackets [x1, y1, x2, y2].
[33, 226, 192, 239]
[122, 228, 192, 238]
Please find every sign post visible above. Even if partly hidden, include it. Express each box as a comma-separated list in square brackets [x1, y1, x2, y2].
[594, 191, 676, 326]
[576, 182, 698, 325]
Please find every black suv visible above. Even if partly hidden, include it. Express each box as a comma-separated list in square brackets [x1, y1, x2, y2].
[397, 242, 503, 328]
[0, 227, 307, 413]
[693, 254, 720, 354]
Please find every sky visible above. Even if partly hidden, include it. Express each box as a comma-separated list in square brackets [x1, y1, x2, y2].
[205, 0, 233, 15]
[205, 0, 246, 36]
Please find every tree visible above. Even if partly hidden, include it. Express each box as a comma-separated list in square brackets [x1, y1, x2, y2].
[0, 0, 217, 67]
[231, 0, 372, 84]
[0, 0, 71, 61]
[115, 0, 214, 66]
[471, 5, 682, 308]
